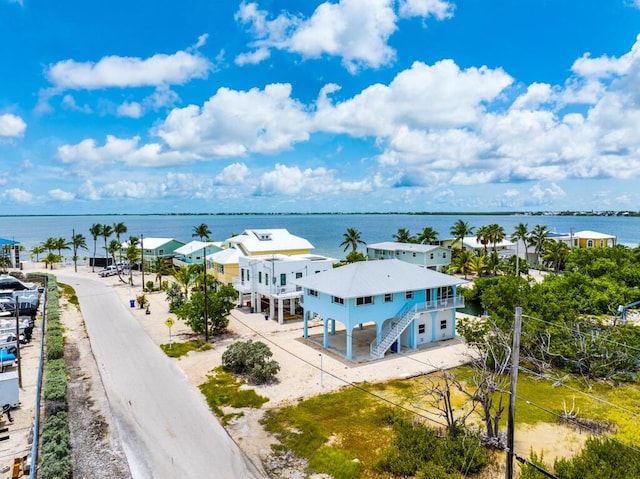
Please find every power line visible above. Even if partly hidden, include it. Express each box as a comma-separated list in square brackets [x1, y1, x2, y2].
[517, 365, 640, 420]
[522, 313, 640, 355]
[511, 393, 640, 455]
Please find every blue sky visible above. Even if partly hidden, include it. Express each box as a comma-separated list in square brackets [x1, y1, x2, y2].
[2, 0, 640, 214]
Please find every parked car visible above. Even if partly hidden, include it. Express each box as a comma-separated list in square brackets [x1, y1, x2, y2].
[97, 265, 118, 277]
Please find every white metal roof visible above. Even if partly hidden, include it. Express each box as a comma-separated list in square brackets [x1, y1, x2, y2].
[208, 247, 243, 265]
[140, 237, 184, 250]
[294, 259, 467, 298]
[226, 229, 314, 253]
[174, 240, 218, 255]
[574, 230, 616, 239]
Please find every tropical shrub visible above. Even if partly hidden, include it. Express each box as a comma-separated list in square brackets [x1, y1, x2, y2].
[222, 340, 280, 384]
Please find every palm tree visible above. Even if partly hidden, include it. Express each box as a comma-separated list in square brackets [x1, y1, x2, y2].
[529, 225, 549, 265]
[511, 222, 529, 277]
[542, 240, 570, 273]
[71, 230, 87, 273]
[340, 228, 366, 253]
[89, 223, 103, 272]
[475, 225, 491, 254]
[392, 228, 414, 243]
[469, 254, 487, 277]
[101, 224, 114, 264]
[125, 242, 141, 285]
[417, 226, 439, 245]
[54, 236, 71, 260]
[173, 265, 196, 298]
[152, 257, 168, 288]
[487, 224, 505, 252]
[107, 239, 125, 282]
[451, 250, 473, 279]
[192, 223, 212, 342]
[30, 245, 45, 262]
[450, 220, 474, 251]
[113, 222, 127, 263]
[42, 237, 57, 254]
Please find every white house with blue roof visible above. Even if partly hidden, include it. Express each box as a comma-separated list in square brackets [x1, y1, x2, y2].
[294, 259, 467, 361]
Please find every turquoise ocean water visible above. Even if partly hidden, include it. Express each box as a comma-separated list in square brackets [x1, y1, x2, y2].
[1, 214, 639, 261]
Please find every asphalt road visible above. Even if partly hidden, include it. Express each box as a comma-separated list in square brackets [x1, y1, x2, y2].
[57, 273, 261, 479]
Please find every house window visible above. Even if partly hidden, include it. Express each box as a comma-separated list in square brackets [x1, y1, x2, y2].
[241, 269, 245, 281]
[266, 274, 269, 285]
[384, 293, 393, 303]
[332, 296, 344, 305]
[309, 289, 318, 297]
[412, 252, 416, 257]
[217, 264, 224, 274]
[405, 291, 414, 299]
[259, 271, 262, 283]
[280, 273, 286, 286]
[430, 253, 434, 260]
[418, 324, 425, 334]
[440, 320, 447, 330]
[443, 252, 447, 258]
[247, 270, 250, 281]
[356, 296, 373, 306]
[438, 286, 453, 300]
[600, 240, 604, 247]
[587, 240, 594, 248]
[296, 272, 303, 279]
[158, 249, 165, 256]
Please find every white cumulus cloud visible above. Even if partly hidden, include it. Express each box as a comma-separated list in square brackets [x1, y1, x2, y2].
[0, 113, 27, 138]
[236, 0, 452, 72]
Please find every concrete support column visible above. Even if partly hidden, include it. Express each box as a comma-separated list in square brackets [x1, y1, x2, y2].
[346, 328, 353, 361]
[256, 293, 262, 313]
[323, 317, 329, 349]
[289, 299, 295, 315]
[269, 296, 275, 321]
[278, 298, 284, 324]
[331, 319, 336, 335]
[303, 311, 310, 338]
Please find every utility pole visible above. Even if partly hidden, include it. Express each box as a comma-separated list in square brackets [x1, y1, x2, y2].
[140, 234, 145, 290]
[506, 307, 522, 479]
[14, 297, 22, 388]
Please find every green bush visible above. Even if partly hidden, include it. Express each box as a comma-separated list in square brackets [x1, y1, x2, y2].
[222, 340, 280, 385]
[40, 412, 72, 479]
[46, 335, 64, 360]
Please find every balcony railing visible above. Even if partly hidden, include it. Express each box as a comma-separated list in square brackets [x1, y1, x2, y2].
[421, 296, 465, 311]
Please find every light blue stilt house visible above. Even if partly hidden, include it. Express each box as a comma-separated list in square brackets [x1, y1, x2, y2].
[295, 259, 467, 361]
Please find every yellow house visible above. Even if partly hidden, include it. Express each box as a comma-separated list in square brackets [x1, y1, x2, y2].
[572, 230, 616, 248]
[550, 230, 617, 249]
[209, 229, 314, 284]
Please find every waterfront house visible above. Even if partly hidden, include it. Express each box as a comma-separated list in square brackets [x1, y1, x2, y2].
[172, 240, 221, 267]
[440, 237, 515, 256]
[295, 259, 467, 361]
[234, 253, 338, 323]
[137, 237, 186, 265]
[210, 229, 315, 285]
[366, 242, 451, 271]
[549, 230, 616, 249]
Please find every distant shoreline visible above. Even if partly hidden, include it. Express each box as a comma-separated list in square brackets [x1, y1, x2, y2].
[1, 211, 639, 218]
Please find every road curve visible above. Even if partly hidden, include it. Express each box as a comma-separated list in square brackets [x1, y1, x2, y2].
[57, 273, 262, 479]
